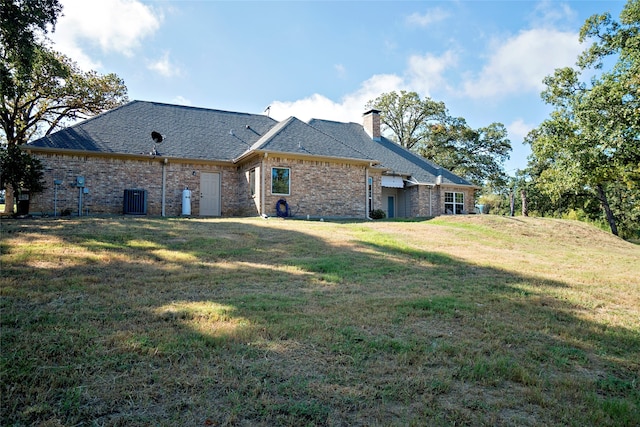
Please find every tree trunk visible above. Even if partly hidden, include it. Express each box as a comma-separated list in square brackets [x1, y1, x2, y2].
[3, 186, 14, 214]
[509, 190, 515, 217]
[521, 189, 528, 217]
[596, 184, 618, 236]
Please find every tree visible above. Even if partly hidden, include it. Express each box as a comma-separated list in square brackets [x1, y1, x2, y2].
[1, 1, 128, 213]
[419, 118, 511, 187]
[365, 91, 447, 150]
[1, 46, 128, 147]
[1, 0, 61, 213]
[525, 0, 639, 237]
[367, 90, 512, 187]
[0, 0, 62, 73]
[0, 143, 45, 210]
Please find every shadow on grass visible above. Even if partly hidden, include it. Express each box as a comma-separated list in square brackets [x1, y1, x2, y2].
[1, 217, 638, 426]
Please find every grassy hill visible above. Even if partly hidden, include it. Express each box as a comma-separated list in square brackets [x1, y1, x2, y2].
[1, 215, 638, 426]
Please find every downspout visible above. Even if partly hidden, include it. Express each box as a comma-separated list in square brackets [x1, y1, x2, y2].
[161, 158, 167, 217]
[261, 153, 267, 216]
[435, 174, 442, 216]
[365, 167, 370, 219]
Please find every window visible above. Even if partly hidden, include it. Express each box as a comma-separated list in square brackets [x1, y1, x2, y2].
[271, 167, 290, 195]
[445, 191, 464, 214]
[249, 168, 256, 197]
[368, 176, 373, 212]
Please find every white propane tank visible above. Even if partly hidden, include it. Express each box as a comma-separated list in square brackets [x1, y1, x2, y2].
[182, 187, 191, 215]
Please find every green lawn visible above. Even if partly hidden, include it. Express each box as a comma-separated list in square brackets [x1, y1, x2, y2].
[1, 215, 639, 426]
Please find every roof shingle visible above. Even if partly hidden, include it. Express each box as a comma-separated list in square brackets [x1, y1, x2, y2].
[28, 100, 474, 187]
[308, 119, 473, 186]
[29, 100, 278, 161]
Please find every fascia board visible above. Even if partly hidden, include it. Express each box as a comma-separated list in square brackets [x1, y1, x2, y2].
[22, 146, 235, 166]
[242, 149, 374, 166]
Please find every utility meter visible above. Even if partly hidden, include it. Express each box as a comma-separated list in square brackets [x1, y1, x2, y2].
[76, 176, 85, 187]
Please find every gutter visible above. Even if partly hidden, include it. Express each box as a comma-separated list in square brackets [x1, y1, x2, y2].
[22, 146, 234, 166]
[235, 149, 376, 166]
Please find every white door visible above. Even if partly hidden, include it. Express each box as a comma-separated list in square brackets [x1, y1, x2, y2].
[200, 172, 221, 216]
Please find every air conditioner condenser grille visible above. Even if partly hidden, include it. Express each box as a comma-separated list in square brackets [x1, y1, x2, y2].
[123, 189, 148, 215]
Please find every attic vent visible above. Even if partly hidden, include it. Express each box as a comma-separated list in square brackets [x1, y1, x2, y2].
[123, 189, 148, 215]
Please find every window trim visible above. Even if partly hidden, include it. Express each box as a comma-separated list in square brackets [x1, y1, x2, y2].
[444, 191, 465, 215]
[249, 168, 256, 197]
[271, 167, 291, 196]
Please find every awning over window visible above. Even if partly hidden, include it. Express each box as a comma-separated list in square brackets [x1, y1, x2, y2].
[381, 176, 404, 188]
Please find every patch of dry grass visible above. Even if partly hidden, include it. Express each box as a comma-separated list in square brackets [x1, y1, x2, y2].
[1, 215, 638, 426]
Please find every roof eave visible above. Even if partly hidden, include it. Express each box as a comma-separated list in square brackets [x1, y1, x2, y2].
[402, 175, 480, 189]
[237, 148, 375, 166]
[22, 146, 235, 166]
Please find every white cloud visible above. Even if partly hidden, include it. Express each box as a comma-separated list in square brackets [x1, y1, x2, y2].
[507, 118, 534, 143]
[505, 118, 536, 171]
[270, 94, 345, 122]
[406, 51, 458, 96]
[270, 73, 404, 123]
[148, 52, 182, 77]
[269, 50, 458, 123]
[52, 0, 162, 69]
[172, 96, 192, 106]
[406, 8, 450, 27]
[334, 64, 347, 79]
[530, 0, 577, 29]
[462, 28, 583, 99]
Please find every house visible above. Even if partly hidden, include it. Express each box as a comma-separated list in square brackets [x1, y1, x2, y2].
[24, 101, 477, 219]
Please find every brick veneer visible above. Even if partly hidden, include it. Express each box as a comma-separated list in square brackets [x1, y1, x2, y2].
[29, 153, 237, 216]
[259, 156, 370, 218]
[29, 152, 474, 218]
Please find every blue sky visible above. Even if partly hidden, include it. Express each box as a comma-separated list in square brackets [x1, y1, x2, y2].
[49, 0, 626, 174]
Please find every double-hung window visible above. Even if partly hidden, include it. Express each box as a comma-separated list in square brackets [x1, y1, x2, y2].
[271, 167, 290, 195]
[445, 192, 464, 214]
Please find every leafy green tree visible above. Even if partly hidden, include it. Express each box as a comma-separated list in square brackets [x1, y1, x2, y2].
[1, 0, 61, 212]
[1, 46, 128, 147]
[365, 91, 447, 150]
[367, 91, 512, 187]
[1, 0, 128, 213]
[525, 0, 639, 237]
[477, 188, 509, 215]
[0, 0, 62, 74]
[419, 118, 511, 187]
[0, 143, 45, 209]
[1, 46, 128, 212]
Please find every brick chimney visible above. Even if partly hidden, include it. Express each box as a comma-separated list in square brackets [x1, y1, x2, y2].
[363, 109, 381, 141]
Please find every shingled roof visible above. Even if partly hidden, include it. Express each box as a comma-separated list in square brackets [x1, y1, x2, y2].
[28, 101, 278, 161]
[308, 119, 474, 186]
[239, 116, 373, 162]
[27, 100, 474, 187]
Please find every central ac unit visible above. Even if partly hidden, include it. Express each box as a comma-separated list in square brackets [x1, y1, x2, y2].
[123, 189, 147, 215]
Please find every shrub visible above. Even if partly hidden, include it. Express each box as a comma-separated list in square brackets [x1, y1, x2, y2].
[370, 209, 386, 219]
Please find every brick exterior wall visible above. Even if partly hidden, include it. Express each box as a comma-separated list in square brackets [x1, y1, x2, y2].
[363, 110, 381, 140]
[258, 156, 370, 218]
[29, 153, 239, 216]
[374, 184, 476, 218]
[28, 152, 475, 218]
[435, 185, 477, 215]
